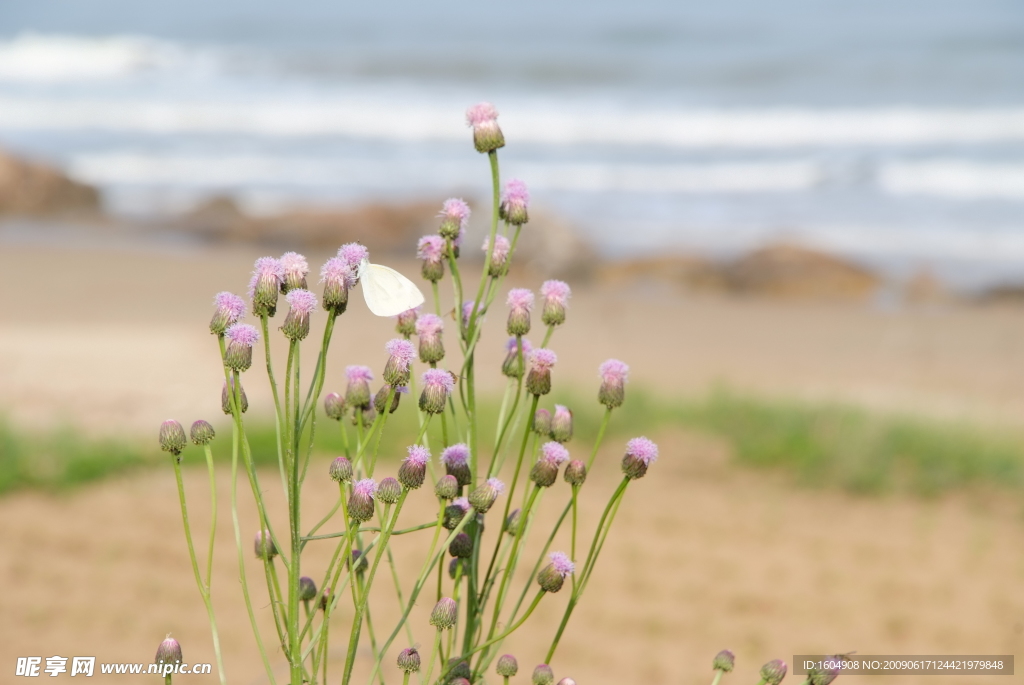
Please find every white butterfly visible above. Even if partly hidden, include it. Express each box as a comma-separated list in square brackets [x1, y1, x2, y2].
[357, 258, 425, 317]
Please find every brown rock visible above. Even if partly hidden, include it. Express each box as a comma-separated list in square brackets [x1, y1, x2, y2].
[0, 149, 101, 216]
[722, 243, 880, 301]
[597, 254, 726, 291]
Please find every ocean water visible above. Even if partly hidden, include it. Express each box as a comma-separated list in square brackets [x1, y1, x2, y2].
[2, 0, 1023, 287]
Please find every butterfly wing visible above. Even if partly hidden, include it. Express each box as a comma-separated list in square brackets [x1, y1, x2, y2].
[361, 263, 426, 317]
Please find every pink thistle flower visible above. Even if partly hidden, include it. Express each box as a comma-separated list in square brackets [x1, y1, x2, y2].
[224, 323, 260, 372]
[383, 338, 416, 385]
[417, 234, 447, 281]
[549, 551, 575, 577]
[506, 336, 533, 354]
[550, 405, 573, 443]
[346, 365, 374, 384]
[531, 441, 568, 487]
[540, 280, 571, 326]
[354, 478, 377, 498]
[468, 477, 505, 513]
[338, 243, 369, 273]
[286, 288, 318, 314]
[210, 291, 245, 335]
[465, 102, 505, 153]
[499, 179, 529, 225]
[483, 234, 512, 276]
[248, 256, 284, 316]
[501, 335, 532, 378]
[225, 323, 260, 346]
[405, 444, 431, 467]
[622, 436, 659, 480]
[345, 364, 374, 408]
[399, 445, 430, 490]
[281, 289, 318, 340]
[529, 348, 557, 373]
[419, 368, 455, 414]
[279, 251, 309, 292]
[438, 198, 471, 242]
[486, 477, 505, 495]
[506, 288, 534, 311]
[526, 348, 557, 396]
[320, 256, 353, 314]
[452, 496, 470, 513]
[395, 306, 420, 338]
[462, 300, 485, 329]
[598, 358, 630, 408]
[416, 312, 446, 363]
[349, 478, 377, 522]
[540, 441, 570, 467]
[416, 312, 444, 337]
[441, 443, 470, 468]
[537, 552, 574, 592]
[506, 288, 534, 336]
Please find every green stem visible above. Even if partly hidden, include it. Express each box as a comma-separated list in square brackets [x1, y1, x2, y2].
[711, 671, 723, 685]
[260, 315, 289, 502]
[201, 445, 218, 589]
[422, 629, 443, 685]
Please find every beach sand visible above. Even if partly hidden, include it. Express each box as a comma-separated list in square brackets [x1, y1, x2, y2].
[1, 241, 1023, 684]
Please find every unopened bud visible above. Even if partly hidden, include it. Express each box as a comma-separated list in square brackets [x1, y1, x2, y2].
[506, 289, 533, 337]
[504, 509, 521, 536]
[222, 378, 248, 414]
[250, 257, 283, 317]
[420, 368, 455, 415]
[598, 359, 629, 409]
[539, 280, 570, 327]
[499, 179, 529, 226]
[468, 477, 504, 513]
[319, 587, 333, 611]
[374, 384, 403, 414]
[444, 498, 470, 530]
[445, 660, 471, 683]
[299, 576, 318, 602]
[713, 649, 735, 673]
[760, 659, 788, 685]
[349, 549, 368, 574]
[563, 460, 587, 486]
[254, 530, 277, 560]
[435, 474, 459, 500]
[352, 405, 376, 429]
[502, 336, 532, 378]
[397, 647, 421, 673]
[345, 365, 374, 409]
[448, 557, 462, 579]
[466, 103, 505, 153]
[429, 597, 458, 630]
[348, 479, 377, 523]
[556, 679, 576, 685]
[396, 307, 419, 338]
[532, 664, 554, 685]
[324, 392, 346, 420]
[399, 445, 430, 490]
[329, 456, 353, 483]
[154, 636, 182, 665]
[533, 408, 552, 436]
[377, 477, 402, 505]
[550, 405, 573, 443]
[159, 420, 187, 456]
[416, 313, 445, 364]
[496, 654, 519, 677]
[190, 420, 215, 446]
[449, 532, 473, 558]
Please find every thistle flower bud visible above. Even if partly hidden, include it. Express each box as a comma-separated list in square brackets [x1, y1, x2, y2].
[598, 359, 629, 409]
[496, 654, 519, 677]
[329, 456, 353, 483]
[210, 291, 245, 336]
[537, 552, 574, 593]
[550, 405, 573, 443]
[353, 404, 376, 428]
[446, 660, 471, 683]
[420, 368, 455, 415]
[500, 179, 530, 226]
[159, 420, 187, 456]
[190, 420, 215, 446]
[501, 336, 532, 378]
[399, 445, 430, 490]
[532, 664, 555, 685]
[444, 497, 470, 530]
[222, 377, 248, 414]
[760, 659, 787, 685]
[506, 288, 534, 336]
[397, 647, 421, 673]
[345, 365, 374, 409]
[531, 442, 569, 488]
[713, 650, 735, 673]
[249, 256, 284, 317]
[441, 444, 472, 487]
[526, 348, 557, 396]
[448, 557, 462, 579]
[539, 280, 571, 327]
[417, 235, 447, 282]
[298, 576, 318, 602]
[622, 437, 659, 480]
[396, 306, 419, 338]
[254, 530, 277, 560]
[435, 474, 459, 500]
[349, 549, 368, 574]
[319, 587, 333, 611]
[429, 597, 458, 630]
[438, 198, 471, 242]
[484, 234, 512, 277]
[416, 313, 446, 363]
[533, 407, 552, 436]
[466, 102, 505, 153]
[450, 678, 471, 685]
[383, 338, 416, 386]
[348, 479, 377, 523]
[374, 477, 400, 505]
[338, 243, 369, 284]
[320, 256, 352, 315]
[449, 532, 473, 558]
[468, 477, 504, 514]
[556, 679, 576, 685]
[462, 300, 484, 330]
[504, 509, 521, 536]
[808, 659, 841, 685]
[374, 384, 405, 415]
[224, 323, 260, 372]
[564, 460, 587, 486]
[280, 289, 317, 340]
[154, 636, 182, 665]
[324, 392, 346, 420]
[280, 252, 309, 293]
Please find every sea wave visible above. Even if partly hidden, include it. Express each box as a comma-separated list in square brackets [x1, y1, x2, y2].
[879, 160, 1024, 200]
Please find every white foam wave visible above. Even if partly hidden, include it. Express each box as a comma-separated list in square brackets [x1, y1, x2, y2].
[879, 160, 1024, 199]
[0, 33, 192, 82]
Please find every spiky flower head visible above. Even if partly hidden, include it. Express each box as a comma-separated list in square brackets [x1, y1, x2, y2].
[532, 664, 555, 685]
[531, 442, 570, 487]
[190, 420, 215, 446]
[466, 102, 505, 153]
[248, 257, 284, 316]
[279, 251, 309, 292]
[446, 661, 472, 683]
[349, 549, 369, 574]
[500, 178, 530, 225]
[484, 234, 512, 277]
[416, 313, 446, 364]
[222, 377, 248, 414]
[622, 436, 659, 480]
[345, 365, 374, 409]
[159, 419, 187, 457]
[338, 243, 369, 283]
[760, 659, 787, 685]
[420, 368, 455, 415]
[504, 509, 522, 536]
[502, 336, 533, 378]
[496, 654, 519, 677]
[374, 384, 405, 415]
[443, 497, 470, 530]
[468, 477, 504, 514]
[319, 256, 352, 314]
[396, 306, 420, 338]
[324, 392, 346, 421]
[537, 552, 574, 593]
[417, 235, 447, 282]
[533, 407, 552, 436]
[429, 597, 458, 630]
[375, 477, 401, 505]
[348, 478, 377, 523]
[438, 198, 471, 242]
[564, 459, 587, 487]
[598, 358, 629, 409]
[435, 474, 459, 500]
[399, 445, 430, 490]
[506, 288, 534, 336]
[713, 649, 735, 673]
[329, 456, 353, 483]
[397, 647, 421, 673]
[551, 404, 573, 443]
[808, 658, 841, 685]
[224, 323, 260, 372]
[539, 280, 571, 326]
[449, 532, 473, 558]
[383, 338, 416, 385]
[210, 291, 245, 336]
[526, 348, 557, 396]
[441, 443, 472, 487]
[298, 575, 317, 602]
[281, 288, 317, 340]
[254, 530, 277, 560]
[154, 636, 182, 665]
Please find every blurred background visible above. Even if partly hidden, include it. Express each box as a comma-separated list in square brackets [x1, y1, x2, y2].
[1, 1, 1024, 684]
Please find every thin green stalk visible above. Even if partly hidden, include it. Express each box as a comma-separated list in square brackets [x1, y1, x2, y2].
[201, 445, 218, 588]
[431, 281, 442, 316]
[366, 387, 397, 477]
[286, 339, 303, 685]
[260, 315, 289, 502]
[711, 671, 724, 685]
[298, 311, 338, 430]
[453, 589, 545, 675]
[422, 629, 443, 685]
[540, 324, 556, 348]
